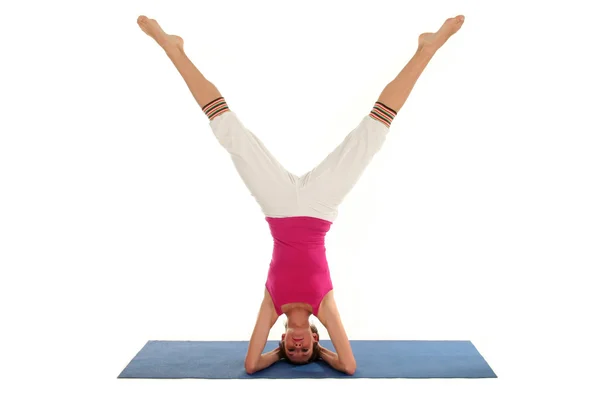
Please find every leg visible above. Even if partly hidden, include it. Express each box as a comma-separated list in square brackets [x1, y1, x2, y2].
[137, 16, 298, 216]
[377, 15, 465, 111]
[300, 15, 465, 220]
[298, 106, 392, 221]
[137, 16, 223, 111]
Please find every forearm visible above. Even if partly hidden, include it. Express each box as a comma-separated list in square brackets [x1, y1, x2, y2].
[319, 346, 354, 375]
[246, 348, 281, 375]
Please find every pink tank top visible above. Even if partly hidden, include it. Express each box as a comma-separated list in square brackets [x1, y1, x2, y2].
[265, 216, 333, 317]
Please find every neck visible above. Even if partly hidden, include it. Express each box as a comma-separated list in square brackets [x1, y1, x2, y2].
[286, 307, 311, 328]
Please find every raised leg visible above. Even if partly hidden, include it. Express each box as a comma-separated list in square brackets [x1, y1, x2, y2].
[137, 16, 298, 216]
[300, 15, 465, 221]
[137, 16, 223, 110]
[377, 15, 465, 111]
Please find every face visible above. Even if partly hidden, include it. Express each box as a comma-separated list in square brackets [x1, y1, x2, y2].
[282, 327, 318, 363]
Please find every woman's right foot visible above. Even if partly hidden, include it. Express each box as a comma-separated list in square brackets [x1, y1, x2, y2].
[137, 15, 184, 52]
[418, 15, 465, 52]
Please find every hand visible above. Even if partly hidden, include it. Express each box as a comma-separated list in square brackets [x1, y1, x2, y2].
[315, 343, 324, 359]
[277, 344, 285, 360]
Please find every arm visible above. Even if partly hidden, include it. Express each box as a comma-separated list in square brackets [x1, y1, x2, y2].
[318, 344, 352, 374]
[317, 294, 357, 375]
[244, 289, 280, 374]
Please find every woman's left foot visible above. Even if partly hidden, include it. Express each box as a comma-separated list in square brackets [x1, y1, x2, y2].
[137, 15, 184, 52]
[419, 15, 465, 52]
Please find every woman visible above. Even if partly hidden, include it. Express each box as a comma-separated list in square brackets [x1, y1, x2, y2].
[137, 13, 465, 375]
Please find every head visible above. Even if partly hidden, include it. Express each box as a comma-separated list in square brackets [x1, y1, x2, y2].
[278, 319, 320, 365]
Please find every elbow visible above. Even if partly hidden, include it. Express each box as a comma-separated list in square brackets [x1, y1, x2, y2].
[244, 361, 257, 375]
[344, 361, 357, 376]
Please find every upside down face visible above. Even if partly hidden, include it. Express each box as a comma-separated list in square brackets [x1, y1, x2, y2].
[282, 327, 319, 364]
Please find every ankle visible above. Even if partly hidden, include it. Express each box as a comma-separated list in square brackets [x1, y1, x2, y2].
[163, 43, 183, 58]
[417, 44, 436, 56]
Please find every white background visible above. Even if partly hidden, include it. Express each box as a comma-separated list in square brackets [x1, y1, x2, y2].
[1, 0, 599, 399]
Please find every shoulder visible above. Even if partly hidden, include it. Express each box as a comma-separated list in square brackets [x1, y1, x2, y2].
[316, 290, 339, 327]
[261, 289, 279, 323]
[262, 288, 274, 305]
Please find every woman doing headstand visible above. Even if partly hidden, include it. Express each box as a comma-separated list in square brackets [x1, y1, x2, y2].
[137, 13, 465, 375]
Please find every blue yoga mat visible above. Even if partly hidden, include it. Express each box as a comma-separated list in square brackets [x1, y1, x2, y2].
[118, 340, 496, 379]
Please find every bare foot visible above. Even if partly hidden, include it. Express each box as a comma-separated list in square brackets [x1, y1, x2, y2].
[137, 15, 184, 52]
[419, 15, 465, 52]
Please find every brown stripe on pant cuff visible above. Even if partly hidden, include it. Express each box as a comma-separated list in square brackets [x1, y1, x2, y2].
[369, 101, 397, 128]
[202, 97, 230, 120]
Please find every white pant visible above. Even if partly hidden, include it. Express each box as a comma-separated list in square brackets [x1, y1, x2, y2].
[209, 110, 390, 222]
